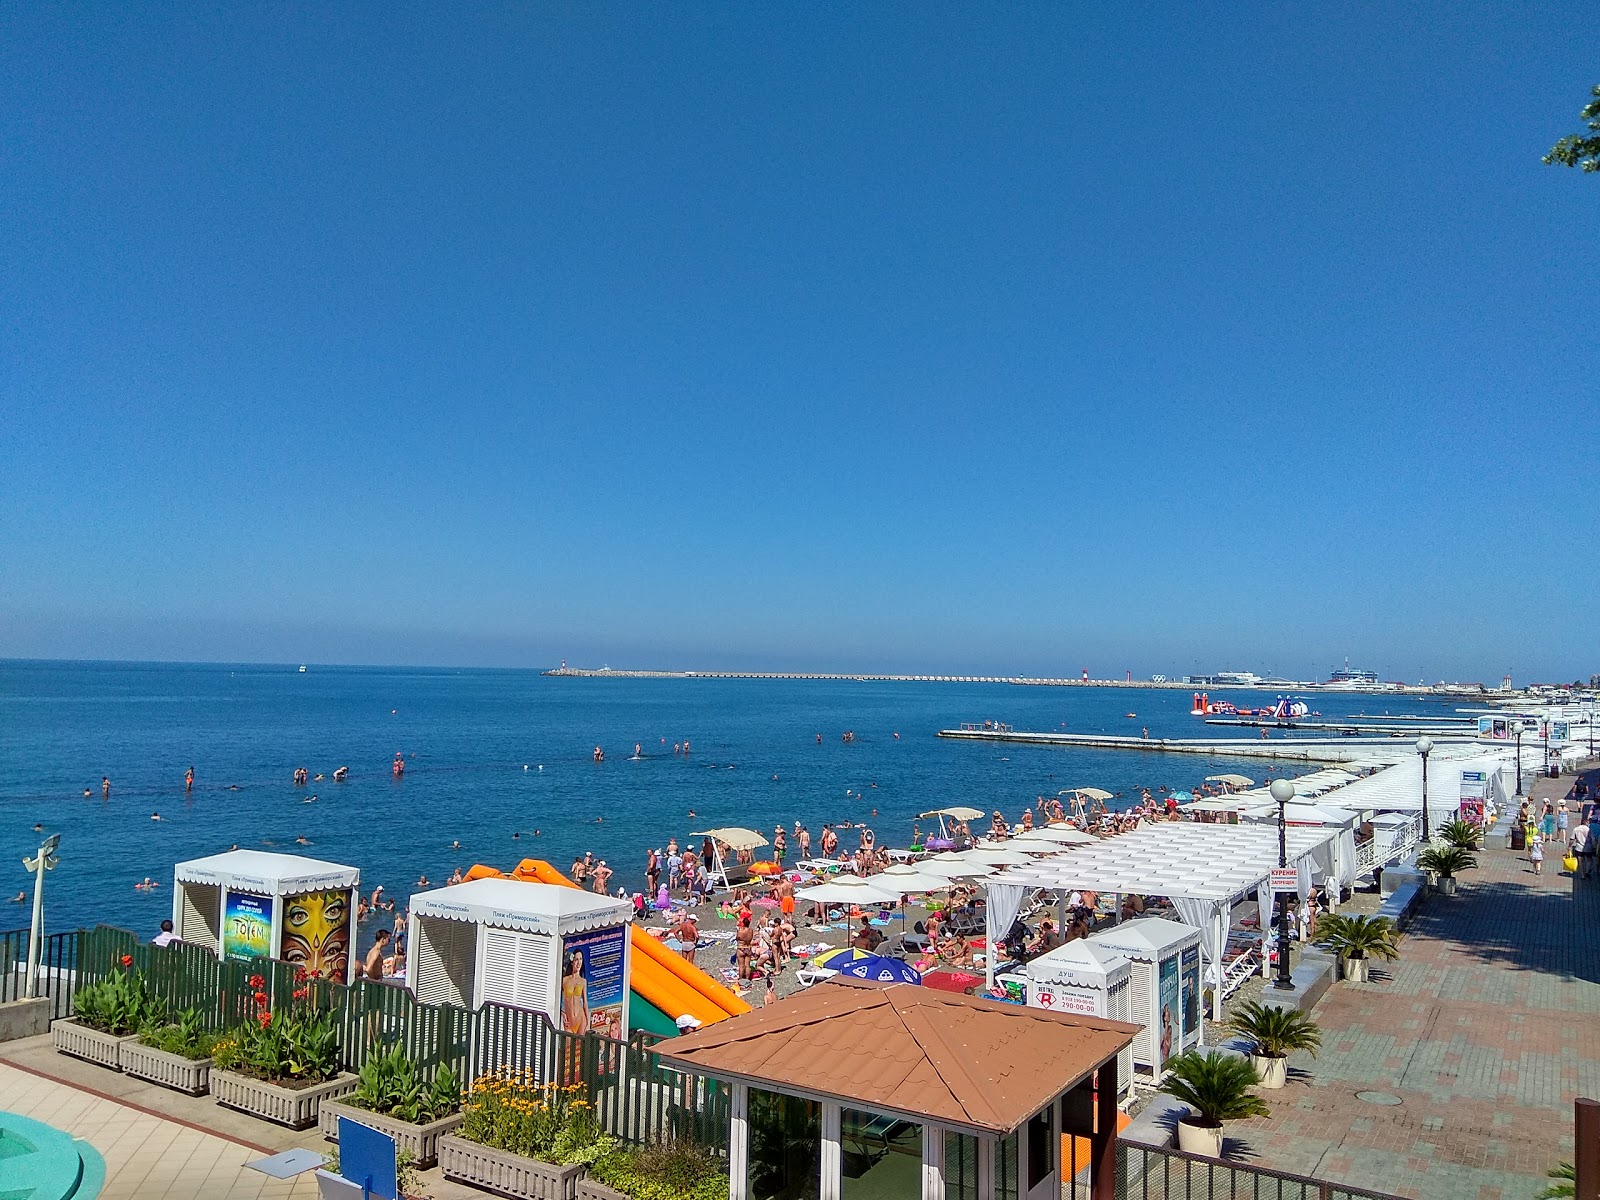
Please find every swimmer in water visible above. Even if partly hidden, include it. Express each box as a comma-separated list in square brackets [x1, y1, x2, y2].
[451, 840, 461, 850]
[185, 766, 194, 792]
[303, 794, 318, 803]
[33, 822, 43, 832]
[9, 892, 24, 903]
[151, 812, 162, 821]
[84, 788, 91, 797]
[687, 809, 696, 818]
[295, 835, 311, 845]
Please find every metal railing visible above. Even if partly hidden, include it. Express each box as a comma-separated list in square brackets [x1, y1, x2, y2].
[0, 927, 81, 1020]
[1107, 1143, 1406, 1200]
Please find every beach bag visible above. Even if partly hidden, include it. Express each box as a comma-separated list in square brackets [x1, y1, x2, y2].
[1564, 853, 1579, 874]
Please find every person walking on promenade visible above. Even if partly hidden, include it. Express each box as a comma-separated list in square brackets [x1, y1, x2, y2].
[1530, 832, 1545, 875]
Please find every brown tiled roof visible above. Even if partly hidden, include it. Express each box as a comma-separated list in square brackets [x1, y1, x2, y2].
[656, 980, 1137, 1135]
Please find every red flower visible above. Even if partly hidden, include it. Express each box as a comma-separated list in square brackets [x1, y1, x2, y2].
[292, 987, 308, 1001]
[293, 967, 310, 983]
[120, 954, 133, 968]
[248, 974, 265, 989]
[253, 991, 269, 1007]
[257, 1010, 272, 1028]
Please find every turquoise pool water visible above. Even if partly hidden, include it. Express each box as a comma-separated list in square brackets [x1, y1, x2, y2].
[0, 1112, 106, 1200]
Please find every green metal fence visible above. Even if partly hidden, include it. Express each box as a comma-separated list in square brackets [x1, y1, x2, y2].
[33, 925, 730, 1154]
[0, 927, 81, 1020]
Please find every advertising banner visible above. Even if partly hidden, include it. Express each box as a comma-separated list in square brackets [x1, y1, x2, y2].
[1158, 955, 1180, 1067]
[223, 891, 274, 962]
[1032, 985, 1100, 1016]
[560, 926, 627, 1039]
[1459, 798, 1486, 826]
[279, 888, 353, 981]
[1180, 945, 1200, 1040]
[1553, 721, 1570, 741]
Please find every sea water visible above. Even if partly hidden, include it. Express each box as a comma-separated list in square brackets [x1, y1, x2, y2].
[0, 660, 1455, 940]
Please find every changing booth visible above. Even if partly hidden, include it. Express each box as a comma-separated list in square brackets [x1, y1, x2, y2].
[1027, 940, 1134, 1099]
[408, 878, 633, 1040]
[172, 850, 360, 983]
[1088, 917, 1202, 1079]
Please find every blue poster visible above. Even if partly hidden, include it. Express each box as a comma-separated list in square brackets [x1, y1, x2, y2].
[223, 891, 274, 962]
[560, 926, 627, 1040]
[1180, 945, 1200, 1039]
[1158, 955, 1179, 1067]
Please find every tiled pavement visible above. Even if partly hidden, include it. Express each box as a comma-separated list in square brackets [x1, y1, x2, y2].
[1227, 764, 1600, 1199]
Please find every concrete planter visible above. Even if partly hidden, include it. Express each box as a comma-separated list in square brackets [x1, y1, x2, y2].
[577, 1180, 630, 1200]
[319, 1099, 463, 1169]
[1341, 956, 1369, 983]
[1176, 1119, 1223, 1158]
[1250, 1054, 1287, 1089]
[121, 1041, 212, 1095]
[211, 1068, 357, 1130]
[50, 1017, 140, 1070]
[1434, 876, 1458, 896]
[439, 1134, 586, 1200]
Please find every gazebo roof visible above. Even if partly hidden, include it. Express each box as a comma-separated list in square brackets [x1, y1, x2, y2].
[656, 980, 1135, 1135]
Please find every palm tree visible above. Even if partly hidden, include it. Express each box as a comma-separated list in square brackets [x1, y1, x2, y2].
[1439, 819, 1481, 849]
[1538, 1161, 1574, 1198]
[1416, 845, 1476, 893]
[1227, 1001, 1320, 1088]
[1312, 914, 1401, 982]
[1159, 1050, 1269, 1157]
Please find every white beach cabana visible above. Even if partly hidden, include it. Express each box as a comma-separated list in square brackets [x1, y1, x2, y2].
[916, 806, 984, 844]
[690, 827, 769, 892]
[984, 823, 1341, 1016]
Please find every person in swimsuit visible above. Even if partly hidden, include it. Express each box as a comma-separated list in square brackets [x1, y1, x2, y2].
[560, 951, 589, 1035]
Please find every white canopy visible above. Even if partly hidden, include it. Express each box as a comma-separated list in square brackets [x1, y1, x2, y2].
[962, 846, 1036, 866]
[917, 806, 985, 821]
[918, 852, 997, 880]
[1011, 826, 1099, 846]
[174, 850, 359, 894]
[1239, 802, 1361, 829]
[410, 877, 631, 937]
[690, 827, 768, 852]
[874, 864, 949, 893]
[1205, 774, 1255, 788]
[795, 876, 902, 906]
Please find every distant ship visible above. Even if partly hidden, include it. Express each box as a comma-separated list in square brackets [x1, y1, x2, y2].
[1327, 659, 1378, 686]
[299, 665, 307, 673]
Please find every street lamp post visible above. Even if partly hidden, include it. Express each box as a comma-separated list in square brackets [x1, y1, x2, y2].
[1270, 778, 1296, 992]
[1416, 737, 1433, 844]
[1543, 720, 1551, 778]
[1515, 726, 1524, 797]
[22, 833, 60, 999]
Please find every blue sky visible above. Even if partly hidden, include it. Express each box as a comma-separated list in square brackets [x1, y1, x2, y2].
[2, 4, 1595, 683]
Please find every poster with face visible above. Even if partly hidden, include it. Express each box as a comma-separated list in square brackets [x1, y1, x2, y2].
[1158, 955, 1179, 1066]
[223, 892, 274, 962]
[279, 889, 352, 981]
[560, 926, 627, 1039]
[1180, 946, 1200, 1040]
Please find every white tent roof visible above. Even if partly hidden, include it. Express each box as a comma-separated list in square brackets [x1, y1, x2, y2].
[917, 806, 985, 821]
[1010, 826, 1099, 846]
[1026, 939, 1131, 988]
[410, 877, 631, 936]
[1239, 802, 1361, 828]
[690, 827, 768, 851]
[1089, 916, 1201, 959]
[174, 850, 359, 894]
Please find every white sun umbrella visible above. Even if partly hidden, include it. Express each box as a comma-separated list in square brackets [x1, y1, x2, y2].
[1014, 826, 1099, 846]
[794, 874, 902, 906]
[876, 863, 949, 894]
[919, 851, 997, 880]
[962, 845, 1035, 867]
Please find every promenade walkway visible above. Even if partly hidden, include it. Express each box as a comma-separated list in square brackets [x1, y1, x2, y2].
[1229, 764, 1599, 1199]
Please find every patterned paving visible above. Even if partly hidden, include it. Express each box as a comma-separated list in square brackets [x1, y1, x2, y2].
[1227, 766, 1600, 1199]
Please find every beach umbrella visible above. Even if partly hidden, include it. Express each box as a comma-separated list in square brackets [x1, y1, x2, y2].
[1206, 774, 1255, 788]
[1072, 788, 1114, 801]
[1014, 827, 1099, 846]
[1168, 790, 1194, 802]
[814, 946, 875, 969]
[829, 955, 922, 985]
[919, 852, 996, 880]
[794, 875, 901, 906]
[876, 864, 947, 893]
[962, 846, 1034, 867]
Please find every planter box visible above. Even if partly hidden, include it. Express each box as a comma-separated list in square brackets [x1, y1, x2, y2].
[577, 1180, 630, 1200]
[211, 1068, 357, 1130]
[121, 1041, 212, 1095]
[51, 1017, 141, 1070]
[439, 1134, 586, 1200]
[319, 1099, 463, 1169]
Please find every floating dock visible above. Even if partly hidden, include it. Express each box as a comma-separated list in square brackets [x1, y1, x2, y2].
[934, 728, 1482, 763]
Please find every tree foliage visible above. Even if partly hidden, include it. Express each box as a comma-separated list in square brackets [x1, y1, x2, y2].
[1544, 84, 1600, 172]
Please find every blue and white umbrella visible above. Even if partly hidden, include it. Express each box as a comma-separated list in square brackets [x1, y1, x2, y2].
[832, 955, 922, 985]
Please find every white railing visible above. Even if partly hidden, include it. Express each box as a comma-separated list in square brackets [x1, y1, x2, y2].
[1221, 949, 1259, 1000]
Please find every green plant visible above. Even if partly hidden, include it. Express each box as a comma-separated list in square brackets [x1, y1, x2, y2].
[1226, 1001, 1321, 1060]
[458, 1071, 610, 1165]
[1311, 913, 1402, 963]
[141, 1008, 221, 1060]
[591, 1140, 729, 1200]
[74, 960, 166, 1035]
[350, 1045, 461, 1123]
[1417, 844, 1477, 878]
[1439, 819, 1481, 849]
[1157, 1051, 1270, 1128]
[321, 1148, 421, 1200]
[1539, 1160, 1575, 1198]
[212, 988, 341, 1084]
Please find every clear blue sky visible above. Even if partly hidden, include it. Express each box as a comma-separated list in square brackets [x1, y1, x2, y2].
[2, 5, 1595, 683]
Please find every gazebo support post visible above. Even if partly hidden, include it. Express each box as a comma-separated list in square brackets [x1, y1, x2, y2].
[820, 1103, 842, 1200]
[1092, 1058, 1119, 1200]
[976, 1136, 996, 1200]
[728, 1083, 749, 1200]
[921, 1123, 946, 1200]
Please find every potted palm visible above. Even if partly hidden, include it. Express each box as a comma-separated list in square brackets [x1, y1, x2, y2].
[1312, 913, 1401, 983]
[1416, 845, 1476, 895]
[1158, 1050, 1269, 1158]
[1226, 1001, 1320, 1089]
[320, 1045, 463, 1168]
[1439, 819, 1482, 850]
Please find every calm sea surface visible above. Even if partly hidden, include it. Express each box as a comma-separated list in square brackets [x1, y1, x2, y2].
[0, 661, 1456, 939]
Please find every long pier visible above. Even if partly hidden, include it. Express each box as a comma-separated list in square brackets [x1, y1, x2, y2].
[934, 727, 1482, 763]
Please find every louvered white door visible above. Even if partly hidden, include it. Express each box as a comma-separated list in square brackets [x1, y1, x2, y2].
[480, 929, 554, 1014]
[414, 916, 476, 1008]
[180, 884, 220, 951]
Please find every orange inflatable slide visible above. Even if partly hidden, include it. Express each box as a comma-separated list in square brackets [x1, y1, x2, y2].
[463, 861, 751, 1030]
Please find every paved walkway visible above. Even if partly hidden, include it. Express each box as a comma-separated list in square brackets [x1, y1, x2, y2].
[1230, 763, 1600, 1199]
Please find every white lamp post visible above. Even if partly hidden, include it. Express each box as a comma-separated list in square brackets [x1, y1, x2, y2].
[1269, 778, 1296, 992]
[22, 833, 60, 998]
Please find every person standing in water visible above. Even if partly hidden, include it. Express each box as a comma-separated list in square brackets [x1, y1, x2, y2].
[102, 777, 111, 798]
[184, 767, 194, 792]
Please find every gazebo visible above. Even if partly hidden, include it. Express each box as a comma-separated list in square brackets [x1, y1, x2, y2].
[657, 978, 1135, 1200]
